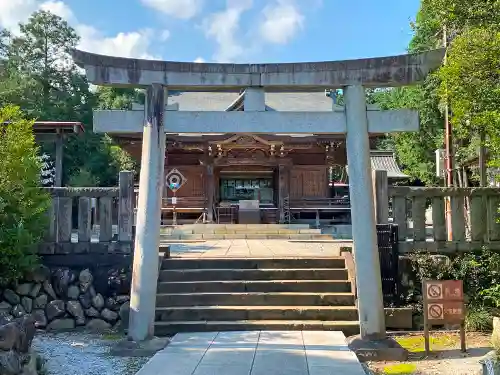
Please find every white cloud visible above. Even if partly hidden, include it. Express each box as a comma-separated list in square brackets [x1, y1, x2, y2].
[78, 26, 160, 60]
[259, 0, 304, 44]
[194, 57, 205, 63]
[0, 0, 38, 32]
[141, 0, 203, 19]
[201, 0, 310, 62]
[159, 29, 171, 41]
[0, 0, 162, 60]
[40, 0, 75, 22]
[201, 0, 253, 62]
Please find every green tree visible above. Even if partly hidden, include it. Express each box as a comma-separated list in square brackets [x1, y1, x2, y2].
[428, 0, 500, 170]
[0, 106, 50, 285]
[423, 0, 500, 31]
[372, 78, 444, 185]
[369, 0, 449, 185]
[439, 28, 500, 167]
[0, 10, 136, 186]
[96, 86, 145, 110]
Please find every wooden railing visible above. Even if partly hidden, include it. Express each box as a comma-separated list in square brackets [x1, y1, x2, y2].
[161, 197, 207, 211]
[290, 197, 350, 209]
[387, 186, 500, 253]
[133, 189, 207, 213]
[39, 171, 134, 254]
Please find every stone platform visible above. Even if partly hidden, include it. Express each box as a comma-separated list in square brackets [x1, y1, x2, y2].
[136, 331, 366, 375]
[166, 239, 352, 258]
[161, 224, 334, 241]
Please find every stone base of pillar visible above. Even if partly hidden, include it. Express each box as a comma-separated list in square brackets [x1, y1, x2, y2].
[347, 335, 408, 362]
[110, 337, 171, 357]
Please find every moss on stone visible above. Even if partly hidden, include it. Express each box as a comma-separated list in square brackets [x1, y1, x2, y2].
[382, 363, 417, 374]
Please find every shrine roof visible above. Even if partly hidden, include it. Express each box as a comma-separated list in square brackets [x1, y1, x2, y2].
[166, 91, 333, 112]
[3, 121, 84, 134]
[370, 150, 408, 179]
[32, 121, 84, 134]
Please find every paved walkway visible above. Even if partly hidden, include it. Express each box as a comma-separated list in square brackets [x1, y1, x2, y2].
[136, 331, 365, 375]
[167, 239, 352, 258]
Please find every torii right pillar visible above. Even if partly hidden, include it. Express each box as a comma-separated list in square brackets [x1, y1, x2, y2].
[344, 85, 386, 339]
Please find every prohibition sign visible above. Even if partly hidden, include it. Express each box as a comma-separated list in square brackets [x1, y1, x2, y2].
[428, 304, 444, 319]
[426, 283, 442, 299]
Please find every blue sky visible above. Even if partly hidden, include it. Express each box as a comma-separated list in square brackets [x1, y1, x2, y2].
[1, 0, 421, 63]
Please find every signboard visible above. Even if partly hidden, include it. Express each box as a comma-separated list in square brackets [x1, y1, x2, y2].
[423, 280, 466, 354]
[165, 169, 187, 192]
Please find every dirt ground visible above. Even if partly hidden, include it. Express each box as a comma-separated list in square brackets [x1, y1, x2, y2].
[367, 331, 493, 375]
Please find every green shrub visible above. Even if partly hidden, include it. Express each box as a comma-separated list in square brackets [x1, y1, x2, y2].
[407, 248, 500, 331]
[465, 307, 494, 332]
[408, 248, 500, 308]
[0, 105, 50, 285]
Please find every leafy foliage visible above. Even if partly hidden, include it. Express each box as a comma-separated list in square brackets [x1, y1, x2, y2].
[369, 1, 445, 185]
[0, 11, 136, 186]
[407, 248, 500, 330]
[372, 79, 444, 185]
[0, 106, 50, 285]
[438, 27, 500, 168]
[371, 0, 500, 183]
[423, 0, 500, 31]
[96, 86, 145, 110]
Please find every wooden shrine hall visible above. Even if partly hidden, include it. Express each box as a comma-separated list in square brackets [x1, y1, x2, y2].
[112, 90, 407, 225]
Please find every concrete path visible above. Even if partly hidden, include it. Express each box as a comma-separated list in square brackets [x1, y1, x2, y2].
[168, 239, 352, 258]
[136, 331, 366, 375]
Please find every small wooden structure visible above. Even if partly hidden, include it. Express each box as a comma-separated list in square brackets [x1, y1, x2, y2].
[32, 121, 84, 186]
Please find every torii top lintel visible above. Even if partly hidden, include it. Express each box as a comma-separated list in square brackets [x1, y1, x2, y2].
[71, 49, 445, 91]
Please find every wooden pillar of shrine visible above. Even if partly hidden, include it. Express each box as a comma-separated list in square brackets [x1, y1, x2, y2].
[206, 163, 215, 222]
[278, 164, 290, 223]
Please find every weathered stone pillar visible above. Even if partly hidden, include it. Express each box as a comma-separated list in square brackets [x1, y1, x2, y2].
[206, 164, 214, 222]
[128, 84, 166, 342]
[344, 85, 386, 340]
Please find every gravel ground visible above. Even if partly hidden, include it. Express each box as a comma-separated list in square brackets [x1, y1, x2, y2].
[32, 332, 150, 375]
[367, 332, 491, 375]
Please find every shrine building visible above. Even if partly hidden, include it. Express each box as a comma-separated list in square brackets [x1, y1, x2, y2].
[111, 90, 407, 225]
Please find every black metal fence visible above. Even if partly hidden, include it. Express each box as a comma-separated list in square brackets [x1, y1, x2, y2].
[376, 223, 401, 307]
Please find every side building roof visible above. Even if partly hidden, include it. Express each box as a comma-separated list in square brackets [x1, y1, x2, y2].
[369, 150, 408, 179]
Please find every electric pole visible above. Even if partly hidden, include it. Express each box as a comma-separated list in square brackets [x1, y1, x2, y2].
[443, 25, 453, 240]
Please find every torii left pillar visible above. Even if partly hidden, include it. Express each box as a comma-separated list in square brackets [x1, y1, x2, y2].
[128, 84, 167, 341]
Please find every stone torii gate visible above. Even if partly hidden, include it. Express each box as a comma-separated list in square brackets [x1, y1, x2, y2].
[72, 49, 445, 342]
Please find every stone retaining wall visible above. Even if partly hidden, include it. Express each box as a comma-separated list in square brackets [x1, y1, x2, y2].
[0, 254, 132, 332]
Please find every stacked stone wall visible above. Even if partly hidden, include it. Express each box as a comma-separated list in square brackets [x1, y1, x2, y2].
[0, 254, 132, 333]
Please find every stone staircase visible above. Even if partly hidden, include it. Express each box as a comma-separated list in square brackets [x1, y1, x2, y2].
[154, 257, 360, 336]
[160, 224, 333, 240]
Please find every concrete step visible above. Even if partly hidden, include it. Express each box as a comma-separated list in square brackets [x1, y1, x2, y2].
[164, 224, 312, 230]
[195, 229, 322, 235]
[161, 257, 346, 270]
[168, 228, 323, 235]
[154, 320, 360, 336]
[158, 268, 348, 282]
[155, 305, 359, 322]
[160, 234, 332, 240]
[155, 292, 356, 307]
[157, 280, 352, 294]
